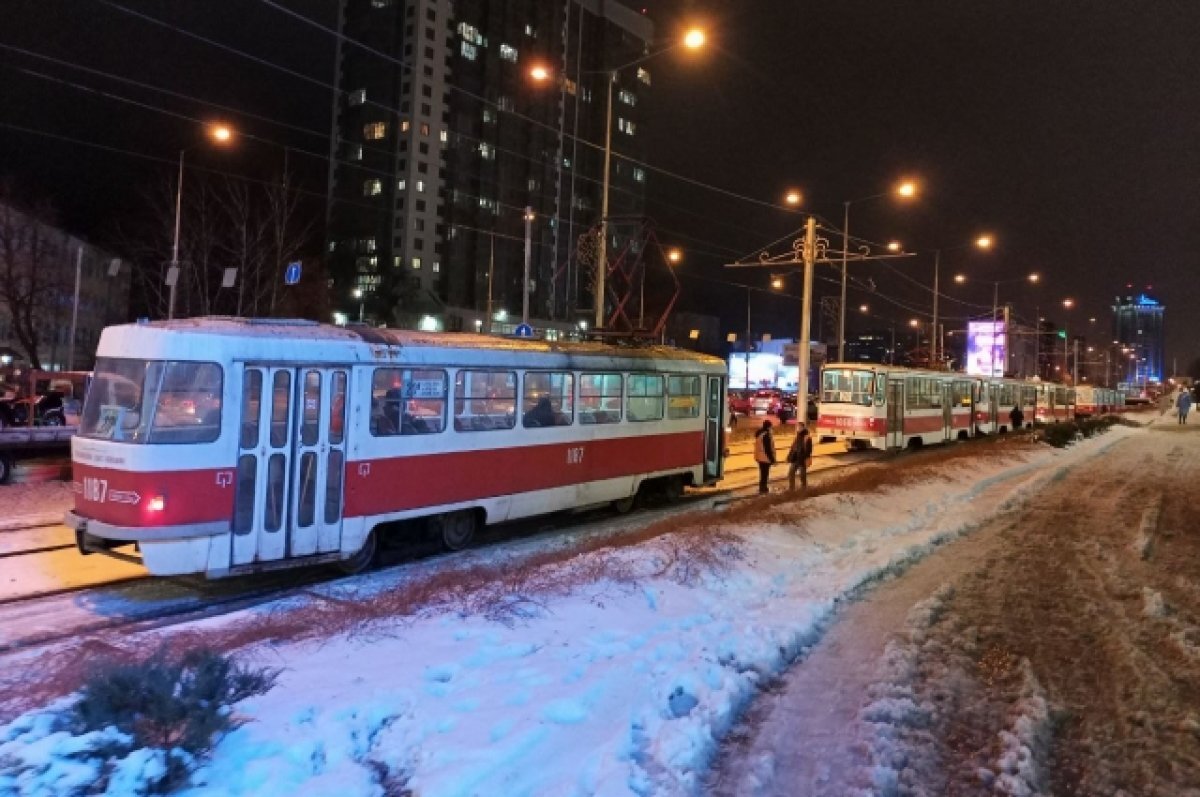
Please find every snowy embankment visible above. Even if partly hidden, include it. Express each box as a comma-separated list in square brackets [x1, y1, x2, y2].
[1, 427, 1136, 797]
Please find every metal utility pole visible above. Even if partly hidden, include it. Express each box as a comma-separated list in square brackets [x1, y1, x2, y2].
[930, 249, 941, 367]
[486, 233, 495, 333]
[797, 217, 817, 425]
[67, 246, 82, 371]
[522, 207, 533, 325]
[1033, 306, 1040, 379]
[1073, 338, 1080, 385]
[167, 149, 185, 320]
[745, 288, 751, 389]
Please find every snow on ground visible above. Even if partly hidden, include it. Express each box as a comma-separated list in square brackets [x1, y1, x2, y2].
[0, 425, 1141, 796]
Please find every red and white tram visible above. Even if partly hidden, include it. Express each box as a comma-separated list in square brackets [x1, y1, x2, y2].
[1073, 385, 1122, 418]
[816, 363, 977, 450]
[67, 318, 727, 577]
[816, 363, 1076, 451]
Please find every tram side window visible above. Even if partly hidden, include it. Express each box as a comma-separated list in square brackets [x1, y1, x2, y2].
[628, 374, 664, 422]
[579, 373, 622, 424]
[370, 368, 448, 436]
[454, 370, 516, 432]
[907, 377, 937, 410]
[951, 380, 973, 407]
[522, 371, 574, 428]
[667, 375, 701, 419]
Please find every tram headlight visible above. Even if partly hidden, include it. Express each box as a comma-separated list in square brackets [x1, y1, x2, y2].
[148, 495, 166, 513]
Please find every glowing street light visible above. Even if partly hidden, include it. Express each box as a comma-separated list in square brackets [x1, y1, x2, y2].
[667, 248, 683, 264]
[887, 241, 902, 252]
[784, 189, 803, 206]
[838, 178, 920, 360]
[168, 122, 235, 320]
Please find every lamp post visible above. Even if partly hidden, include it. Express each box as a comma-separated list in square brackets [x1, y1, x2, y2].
[167, 123, 233, 320]
[531, 29, 705, 330]
[522, 207, 534, 325]
[352, 288, 364, 322]
[928, 234, 992, 367]
[837, 180, 918, 361]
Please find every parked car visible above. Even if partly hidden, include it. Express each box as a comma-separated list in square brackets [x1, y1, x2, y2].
[749, 389, 785, 416]
[727, 390, 754, 417]
[776, 393, 819, 424]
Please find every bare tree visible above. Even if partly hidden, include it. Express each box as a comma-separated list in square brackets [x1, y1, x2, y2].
[116, 170, 316, 320]
[0, 180, 72, 369]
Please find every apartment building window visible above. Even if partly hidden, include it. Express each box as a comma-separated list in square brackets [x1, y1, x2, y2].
[637, 68, 651, 86]
[527, 178, 538, 191]
[497, 96, 514, 111]
[524, 24, 536, 37]
[397, 178, 406, 191]
[401, 120, 411, 132]
[414, 219, 425, 232]
[425, 27, 435, 41]
[457, 22, 483, 44]
[416, 199, 426, 211]
[416, 180, 425, 192]
[581, 87, 593, 102]
[439, 129, 448, 143]
[420, 122, 430, 135]
[432, 261, 440, 273]
[348, 144, 363, 161]
[363, 122, 387, 140]
[349, 88, 367, 105]
[633, 167, 646, 183]
[479, 143, 494, 160]
[564, 79, 577, 96]
[461, 42, 477, 60]
[483, 108, 495, 124]
[370, 0, 391, 7]
[499, 44, 518, 63]
[421, 102, 431, 115]
[417, 161, 428, 173]
[412, 257, 422, 270]
[618, 118, 636, 136]
[426, 7, 435, 20]
[618, 89, 637, 106]
[422, 84, 432, 98]
[363, 179, 382, 196]
[359, 238, 377, 253]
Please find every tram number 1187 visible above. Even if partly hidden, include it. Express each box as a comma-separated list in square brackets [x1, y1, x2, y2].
[83, 477, 109, 503]
[566, 446, 584, 465]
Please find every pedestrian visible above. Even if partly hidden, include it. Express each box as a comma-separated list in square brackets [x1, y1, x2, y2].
[787, 423, 814, 491]
[1009, 404, 1025, 431]
[1177, 389, 1192, 424]
[754, 419, 776, 494]
[729, 406, 737, 430]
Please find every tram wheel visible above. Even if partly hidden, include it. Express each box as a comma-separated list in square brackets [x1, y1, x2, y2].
[337, 529, 378, 575]
[611, 493, 638, 514]
[435, 510, 476, 551]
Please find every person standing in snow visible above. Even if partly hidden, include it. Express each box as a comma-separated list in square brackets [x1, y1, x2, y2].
[754, 420, 776, 494]
[1009, 404, 1025, 430]
[1177, 389, 1193, 424]
[787, 423, 814, 491]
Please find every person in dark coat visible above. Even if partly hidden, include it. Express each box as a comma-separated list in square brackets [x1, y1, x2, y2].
[787, 423, 814, 491]
[753, 420, 776, 494]
[524, 396, 556, 427]
[1009, 404, 1025, 430]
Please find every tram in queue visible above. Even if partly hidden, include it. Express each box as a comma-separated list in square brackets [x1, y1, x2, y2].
[815, 362, 1078, 451]
[67, 318, 728, 578]
[1071, 385, 1125, 418]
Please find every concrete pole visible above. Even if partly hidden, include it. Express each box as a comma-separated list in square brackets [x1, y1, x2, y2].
[745, 288, 751, 389]
[486, 233, 495, 334]
[931, 249, 941, 367]
[839, 201, 849, 362]
[797, 217, 817, 427]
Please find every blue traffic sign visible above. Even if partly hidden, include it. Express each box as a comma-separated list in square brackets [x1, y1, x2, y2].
[284, 261, 302, 285]
[514, 323, 534, 338]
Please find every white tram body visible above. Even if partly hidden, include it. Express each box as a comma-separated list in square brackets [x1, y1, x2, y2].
[67, 319, 728, 577]
[1073, 385, 1121, 418]
[817, 363, 1075, 451]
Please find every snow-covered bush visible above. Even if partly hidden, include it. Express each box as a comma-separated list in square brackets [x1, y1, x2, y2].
[0, 649, 277, 795]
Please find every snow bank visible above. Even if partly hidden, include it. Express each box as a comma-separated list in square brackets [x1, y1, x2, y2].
[0, 427, 1137, 796]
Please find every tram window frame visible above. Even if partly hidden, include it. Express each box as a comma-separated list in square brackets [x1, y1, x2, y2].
[522, 371, 574, 428]
[667, 374, 701, 419]
[371, 368, 448, 436]
[80, 359, 224, 445]
[579, 373, 622, 424]
[627, 373, 664, 422]
[453, 369, 517, 432]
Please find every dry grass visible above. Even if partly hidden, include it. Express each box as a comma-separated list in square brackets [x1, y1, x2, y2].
[0, 430, 1037, 721]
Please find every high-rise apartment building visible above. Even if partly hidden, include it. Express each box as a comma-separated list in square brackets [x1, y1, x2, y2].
[1112, 290, 1164, 384]
[326, 0, 654, 333]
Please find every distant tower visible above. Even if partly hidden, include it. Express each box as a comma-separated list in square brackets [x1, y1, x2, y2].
[1112, 289, 1164, 384]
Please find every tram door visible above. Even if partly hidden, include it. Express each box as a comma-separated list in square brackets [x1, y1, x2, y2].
[942, 382, 955, 442]
[886, 379, 904, 449]
[231, 366, 348, 567]
[704, 376, 724, 480]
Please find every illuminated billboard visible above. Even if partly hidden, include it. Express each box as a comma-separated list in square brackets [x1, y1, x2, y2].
[967, 320, 1006, 377]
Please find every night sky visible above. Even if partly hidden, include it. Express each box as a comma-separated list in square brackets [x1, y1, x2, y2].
[3, 1, 1198, 370]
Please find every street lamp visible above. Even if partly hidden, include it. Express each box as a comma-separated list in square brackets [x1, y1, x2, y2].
[168, 123, 234, 320]
[838, 179, 919, 360]
[929, 233, 992, 367]
[534, 28, 706, 330]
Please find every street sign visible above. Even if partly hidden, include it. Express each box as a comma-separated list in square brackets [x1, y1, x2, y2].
[284, 261, 302, 285]
[221, 268, 237, 288]
[514, 323, 534, 338]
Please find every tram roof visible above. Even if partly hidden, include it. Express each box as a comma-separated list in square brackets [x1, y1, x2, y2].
[103, 317, 726, 368]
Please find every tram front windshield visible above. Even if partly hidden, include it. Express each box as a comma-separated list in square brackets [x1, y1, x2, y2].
[821, 368, 877, 406]
[80, 358, 223, 444]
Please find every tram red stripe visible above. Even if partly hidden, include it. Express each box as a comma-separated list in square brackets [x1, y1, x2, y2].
[344, 430, 704, 516]
[73, 462, 234, 527]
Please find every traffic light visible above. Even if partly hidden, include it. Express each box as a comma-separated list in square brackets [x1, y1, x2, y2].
[1057, 329, 1067, 339]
